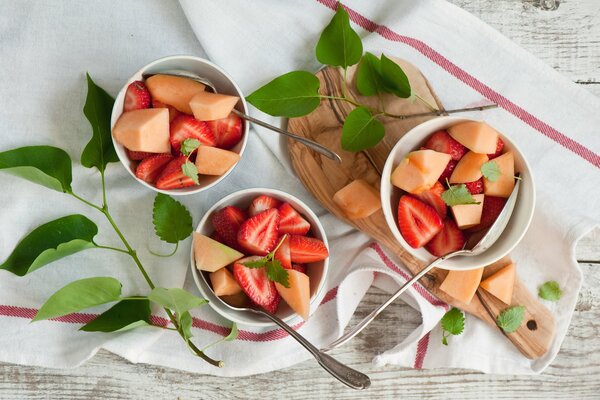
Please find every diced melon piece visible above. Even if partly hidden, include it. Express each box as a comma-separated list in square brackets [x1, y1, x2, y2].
[209, 268, 242, 296]
[146, 74, 205, 114]
[112, 109, 170, 153]
[275, 270, 310, 321]
[448, 121, 499, 154]
[221, 291, 249, 308]
[439, 267, 484, 304]
[483, 151, 515, 198]
[333, 179, 381, 220]
[193, 232, 243, 272]
[195, 146, 240, 176]
[189, 91, 239, 121]
[450, 151, 488, 183]
[451, 194, 484, 229]
[391, 150, 451, 194]
[480, 263, 516, 304]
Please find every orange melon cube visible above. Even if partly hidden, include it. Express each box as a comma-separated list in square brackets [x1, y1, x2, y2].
[112, 108, 170, 153]
[451, 194, 484, 229]
[483, 151, 515, 198]
[448, 121, 499, 154]
[189, 91, 240, 121]
[146, 74, 206, 114]
[333, 179, 381, 220]
[439, 267, 484, 304]
[209, 268, 242, 297]
[450, 151, 489, 183]
[391, 150, 451, 194]
[221, 292, 250, 308]
[193, 232, 243, 272]
[275, 270, 310, 321]
[195, 146, 240, 176]
[480, 263, 516, 304]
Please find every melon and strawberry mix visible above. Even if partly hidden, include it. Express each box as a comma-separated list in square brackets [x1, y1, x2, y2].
[112, 75, 244, 190]
[192, 195, 329, 320]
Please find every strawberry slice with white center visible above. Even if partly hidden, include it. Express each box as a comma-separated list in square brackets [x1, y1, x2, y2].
[424, 130, 467, 161]
[289, 235, 329, 263]
[135, 154, 173, 183]
[397, 195, 443, 248]
[155, 156, 196, 190]
[274, 235, 292, 269]
[237, 208, 280, 256]
[233, 256, 280, 314]
[248, 195, 281, 217]
[211, 206, 247, 250]
[123, 80, 151, 112]
[169, 115, 216, 154]
[278, 203, 311, 235]
[413, 181, 447, 218]
[425, 219, 465, 257]
[207, 113, 243, 150]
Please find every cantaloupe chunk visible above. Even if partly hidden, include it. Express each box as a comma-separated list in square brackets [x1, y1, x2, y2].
[275, 270, 310, 320]
[112, 108, 170, 153]
[333, 179, 381, 220]
[193, 232, 243, 272]
[209, 268, 242, 296]
[221, 291, 249, 308]
[483, 151, 515, 198]
[448, 121, 499, 154]
[439, 267, 484, 304]
[479, 263, 516, 304]
[195, 146, 240, 176]
[146, 74, 206, 114]
[450, 151, 489, 183]
[189, 91, 239, 121]
[391, 150, 451, 194]
[451, 194, 484, 229]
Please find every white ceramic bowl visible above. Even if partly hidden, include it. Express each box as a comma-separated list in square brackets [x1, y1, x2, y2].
[110, 55, 249, 196]
[381, 116, 536, 270]
[190, 188, 330, 327]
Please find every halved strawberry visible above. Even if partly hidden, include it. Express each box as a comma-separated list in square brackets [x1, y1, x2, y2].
[487, 138, 505, 159]
[289, 235, 329, 263]
[413, 181, 447, 218]
[134, 154, 173, 183]
[155, 156, 196, 190]
[211, 206, 247, 249]
[123, 80, 151, 112]
[464, 178, 484, 195]
[291, 264, 306, 274]
[210, 230, 225, 243]
[237, 208, 280, 256]
[278, 203, 311, 235]
[470, 196, 506, 232]
[127, 149, 155, 161]
[274, 235, 292, 269]
[207, 113, 243, 150]
[397, 195, 443, 248]
[425, 219, 465, 257]
[248, 195, 281, 217]
[424, 130, 467, 161]
[438, 160, 457, 184]
[152, 99, 181, 122]
[233, 256, 280, 314]
[169, 115, 216, 154]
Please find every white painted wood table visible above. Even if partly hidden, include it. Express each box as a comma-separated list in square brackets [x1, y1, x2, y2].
[1, 1, 599, 398]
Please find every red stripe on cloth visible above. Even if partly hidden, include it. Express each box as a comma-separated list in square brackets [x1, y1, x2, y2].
[316, 0, 600, 169]
[413, 332, 430, 369]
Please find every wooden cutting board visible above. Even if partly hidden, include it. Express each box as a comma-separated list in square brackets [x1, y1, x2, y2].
[286, 59, 554, 359]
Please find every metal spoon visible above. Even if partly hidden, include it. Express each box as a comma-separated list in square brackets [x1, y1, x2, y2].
[322, 175, 522, 351]
[142, 70, 342, 164]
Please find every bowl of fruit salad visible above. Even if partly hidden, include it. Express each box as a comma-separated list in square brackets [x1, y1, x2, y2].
[110, 55, 249, 195]
[381, 116, 535, 270]
[190, 188, 330, 327]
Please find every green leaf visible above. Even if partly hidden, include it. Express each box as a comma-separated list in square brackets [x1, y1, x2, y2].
[538, 281, 563, 302]
[0, 146, 72, 192]
[180, 139, 201, 156]
[266, 259, 290, 288]
[441, 183, 481, 207]
[441, 307, 465, 336]
[33, 277, 122, 321]
[148, 287, 208, 317]
[246, 71, 321, 117]
[496, 305, 526, 333]
[181, 161, 200, 185]
[152, 194, 193, 244]
[356, 52, 384, 96]
[179, 311, 193, 342]
[380, 54, 411, 98]
[341, 107, 385, 151]
[315, 3, 363, 68]
[481, 161, 501, 182]
[80, 299, 151, 332]
[81, 73, 119, 172]
[0, 215, 98, 276]
[224, 322, 238, 342]
[243, 260, 267, 269]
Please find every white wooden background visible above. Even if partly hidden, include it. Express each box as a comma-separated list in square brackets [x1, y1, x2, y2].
[1, 0, 599, 398]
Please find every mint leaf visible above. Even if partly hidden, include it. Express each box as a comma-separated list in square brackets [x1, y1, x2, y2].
[224, 322, 238, 342]
[148, 287, 207, 317]
[315, 3, 363, 68]
[442, 183, 480, 207]
[538, 281, 563, 301]
[180, 139, 201, 156]
[266, 259, 290, 288]
[356, 52, 384, 96]
[496, 305, 525, 333]
[152, 194, 193, 244]
[181, 161, 199, 185]
[440, 307, 464, 346]
[481, 161, 501, 182]
[341, 107, 385, 151]
[380, 54, 411, 98]
[243, 260, 267, 269]
[246, 71, 321, 117]
[81, 298, 151, 332]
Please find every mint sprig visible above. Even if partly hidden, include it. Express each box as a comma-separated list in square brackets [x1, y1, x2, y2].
[496, 305, 526, 333]
[441, 180, 480, 207]
[481, 160, 501, 182]
[243, 235, 290, 288]
[538, 281, 563, 301]
[440, 307, 465, 346]
[180, 138, 201, 156]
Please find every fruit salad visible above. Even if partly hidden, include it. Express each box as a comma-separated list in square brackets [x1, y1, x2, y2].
[391, 121, 517, 257]
[112, 75, 244, 190]
[192, 195, 329, 320]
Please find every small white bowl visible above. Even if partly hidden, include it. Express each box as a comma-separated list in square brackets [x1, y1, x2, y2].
[190, 188, 330, 327]
[381, 116, 536, 270]
[110, 55, 249, 196]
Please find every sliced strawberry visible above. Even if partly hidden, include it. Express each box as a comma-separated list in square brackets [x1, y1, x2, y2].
[210, 230, 225, 243]
[233, 257, 280, 314]
[425, 219, 465, 257]
[123, 80, 151, 112]
[438, 160, 457, 184]
[291, 264, 306, 274]
[134, 154, 173, 183]
[248, 195, 281, 217]
[237, 208, 280, 256]
[278, 203, 311, 235]
[424, 130, 467, 161]
[127, 149, 155, 161]
[487, 138, 505, 159]
[413, 181, 447, 218]
[155, 156, 196, 190]
[289, 235, 329, 263]
[470, 196, 507, 232]
[207, 113, 243, 150]
[211, 206, 247, 249]
[397, 195, 443, 248]
[464, 178, 484, 195]
[274, 235, 292, 269]
[169, 115, 216, 154]
[152, 99, 181, 122]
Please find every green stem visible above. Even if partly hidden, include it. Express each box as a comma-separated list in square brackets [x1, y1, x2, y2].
[148, 242, 178, 258]
[100, 170, 107, 210]
[319, 95, 362, 108]
[342, 68, 349, 99]
[414, 93, 438, 112]
[382, 103, 498, 120]
[68, 191, 103, 212]
[94, 244, 130, 255]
